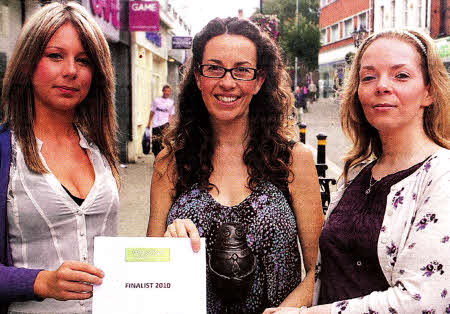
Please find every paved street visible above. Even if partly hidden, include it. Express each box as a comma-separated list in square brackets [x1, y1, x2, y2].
[301, 96, 351, 179]
[118, 96, 349, 236]
[118, 155, 154, 236]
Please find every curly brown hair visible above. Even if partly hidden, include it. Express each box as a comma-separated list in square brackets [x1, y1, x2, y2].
[161, 17, 296, 203]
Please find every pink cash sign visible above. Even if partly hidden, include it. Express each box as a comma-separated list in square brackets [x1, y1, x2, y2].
[90, 0, 120, 29]
[129, 1, 160, 32]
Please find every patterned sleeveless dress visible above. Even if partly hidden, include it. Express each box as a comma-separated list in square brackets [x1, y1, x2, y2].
[167, 181, 302, 314]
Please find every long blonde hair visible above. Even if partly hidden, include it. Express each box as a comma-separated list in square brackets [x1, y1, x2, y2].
[341, 29, 449, 182]
[1, 1, 119, 184]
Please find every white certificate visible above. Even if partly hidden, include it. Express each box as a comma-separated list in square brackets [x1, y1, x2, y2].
[93, 237, 206, 314]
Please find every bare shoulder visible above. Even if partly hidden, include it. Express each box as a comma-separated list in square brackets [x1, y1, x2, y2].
[153, 148, 177, 183]
[290, 142, 315, 175]
[148, 148, 177, 236]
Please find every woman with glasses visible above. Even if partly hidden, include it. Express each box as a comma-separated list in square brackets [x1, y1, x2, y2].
[147, 17, 324, 313]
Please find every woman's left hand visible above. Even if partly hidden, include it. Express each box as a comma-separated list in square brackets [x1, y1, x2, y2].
[263, 307, 303, 314]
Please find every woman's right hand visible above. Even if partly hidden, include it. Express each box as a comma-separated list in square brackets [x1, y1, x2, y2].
[34, 261, 104, 301]
[165, 218, 201, 252]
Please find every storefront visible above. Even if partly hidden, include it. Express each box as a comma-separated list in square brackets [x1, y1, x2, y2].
[318, 44, 354, 98]
[81, 0, 131, 162]
[435, 36, 450, 73]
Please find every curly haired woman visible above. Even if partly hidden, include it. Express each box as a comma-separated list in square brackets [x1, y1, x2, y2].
[147, 17, 324, 313]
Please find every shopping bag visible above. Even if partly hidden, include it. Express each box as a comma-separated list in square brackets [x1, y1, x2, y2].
[142, 127, 151, 155]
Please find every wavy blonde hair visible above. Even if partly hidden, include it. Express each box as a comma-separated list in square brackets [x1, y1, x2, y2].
[341, 29, 449, 182]
[1, 1, 119, 184]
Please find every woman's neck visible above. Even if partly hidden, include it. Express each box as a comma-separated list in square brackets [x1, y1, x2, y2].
[374, 126, 440, 178]
[212, 118, 249, 148]
[33, 108, 77, 142]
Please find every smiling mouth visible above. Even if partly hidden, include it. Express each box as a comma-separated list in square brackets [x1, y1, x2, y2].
[215, 95, 239, 103]
[374, 103, 396, 108]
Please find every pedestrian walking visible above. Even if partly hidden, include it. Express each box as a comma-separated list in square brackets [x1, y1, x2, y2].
[147, 84, 175, 157]
[308, 81, 317, 103]
[0, 2, 119, 313]
[264, 29, 450, 314]
[294, 85, 305, 121]
[147, 17, 323, 313]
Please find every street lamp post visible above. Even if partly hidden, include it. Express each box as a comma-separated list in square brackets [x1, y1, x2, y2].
[260, 0, 263, 14]
[351, 25, 368, 48]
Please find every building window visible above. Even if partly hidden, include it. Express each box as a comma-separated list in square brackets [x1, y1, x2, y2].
[344, 18, 353, 38]
[321, 29, 327, 44]
[331, 24, 339, 42]
[391, 0, 396, 28]
[359, 12, 367, 29]
[404, 0, 408, 26]
[418, 0, 422, 27]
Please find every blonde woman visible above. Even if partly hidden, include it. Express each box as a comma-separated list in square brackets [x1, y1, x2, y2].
[0, 2, 119, 313]
[266, 29, 449, 313]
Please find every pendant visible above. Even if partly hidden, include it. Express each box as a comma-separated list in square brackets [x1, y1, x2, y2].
[365, 187, 371, 195]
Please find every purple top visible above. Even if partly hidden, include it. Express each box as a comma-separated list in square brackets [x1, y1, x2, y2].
[0, 126, 41, 313]
[318, 159, 425, 304]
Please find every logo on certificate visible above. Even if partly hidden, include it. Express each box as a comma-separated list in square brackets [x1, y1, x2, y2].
[125, 248, 170, 262]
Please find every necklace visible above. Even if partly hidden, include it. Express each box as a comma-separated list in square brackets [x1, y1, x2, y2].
[365, 175, 378, 195]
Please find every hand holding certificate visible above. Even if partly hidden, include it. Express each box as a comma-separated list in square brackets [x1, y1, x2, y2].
[93, 237, 206, 314]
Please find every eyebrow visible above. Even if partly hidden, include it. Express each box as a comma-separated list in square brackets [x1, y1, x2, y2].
[45, 46, 88, 54]
[360, 64, 408, 71]
[206, 59, 253, 66]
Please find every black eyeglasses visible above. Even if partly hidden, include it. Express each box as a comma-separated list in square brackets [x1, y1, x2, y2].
[198, 64, 259, 81]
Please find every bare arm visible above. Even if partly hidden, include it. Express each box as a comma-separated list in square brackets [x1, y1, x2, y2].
[278, 143, 324, 308]
[146, 148, 176, 237]
[147, 111, 155, 128]
[146, 150, 201, 251]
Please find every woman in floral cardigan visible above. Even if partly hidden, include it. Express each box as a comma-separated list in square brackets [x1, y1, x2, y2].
[265, 29, 449, 314]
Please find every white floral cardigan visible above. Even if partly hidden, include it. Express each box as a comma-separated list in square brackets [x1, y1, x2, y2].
[313, 148, 450, 314]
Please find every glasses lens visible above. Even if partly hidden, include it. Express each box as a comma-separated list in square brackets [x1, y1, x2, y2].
[201, 65, 225, 78]
[232, 67, 255, 80]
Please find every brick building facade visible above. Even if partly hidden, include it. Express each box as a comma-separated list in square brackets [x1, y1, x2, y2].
[318, 0, 373, 98]
[318, 0, 449, 98]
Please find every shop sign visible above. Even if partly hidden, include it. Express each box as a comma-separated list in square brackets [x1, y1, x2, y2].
[172, 36, 192, 49]
[146, 32, 162, 47]
[129, 1, 160, 32]
[89, 0, 120, 29]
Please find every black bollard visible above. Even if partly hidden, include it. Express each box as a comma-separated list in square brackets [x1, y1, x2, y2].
[316, 133, 328, 177]
[298, 123, 306, 144]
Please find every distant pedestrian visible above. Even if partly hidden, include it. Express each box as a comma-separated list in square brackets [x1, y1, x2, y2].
[147, 84, 175, 157]
[308, 81, 317, 103]
[294, 85, 304, 120]
[147, 17, 323, 313]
